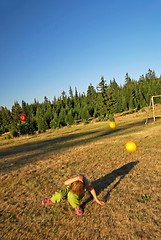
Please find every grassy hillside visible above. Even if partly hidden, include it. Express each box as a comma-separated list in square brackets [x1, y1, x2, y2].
[0, 105, 161, 240]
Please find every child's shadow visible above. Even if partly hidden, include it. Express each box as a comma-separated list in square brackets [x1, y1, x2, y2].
[81, 161, 139, 209]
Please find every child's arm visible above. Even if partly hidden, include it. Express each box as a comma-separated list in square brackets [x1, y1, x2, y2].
[88, 184, 105, 205]
[64, 175, 83, 186]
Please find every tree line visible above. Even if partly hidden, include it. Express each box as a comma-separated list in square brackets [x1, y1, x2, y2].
[0, 69, 161, 138]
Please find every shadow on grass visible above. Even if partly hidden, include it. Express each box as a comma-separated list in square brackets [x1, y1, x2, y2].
[0, 118, 143, 172]
[145, 116, 161, 124]
[81, 161, 139, 209]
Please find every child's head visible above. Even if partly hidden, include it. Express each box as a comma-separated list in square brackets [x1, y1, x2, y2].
[70, 181, 85, 195]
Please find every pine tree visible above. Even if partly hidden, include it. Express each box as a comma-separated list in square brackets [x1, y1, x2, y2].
[138, 75, 148, 107]
[36, 105, 48, 133]
[0, 107, 12, 132]
[81, 106, 90, 122]
[59, 107, 66, 127]
[11, 101, 22, 125]
[109, 78, 122, 113]
[43, 98, 53, 129]
[65, 109, 74, 126]
[19, 123, 30, 135]
[107, 89, 116, 121]
[22, 100, 29, 117]
[87, 84, 97, 117]
[69, 86, 73, 98]
[50, 112, 60, 129]
[96, 77, 110, 119]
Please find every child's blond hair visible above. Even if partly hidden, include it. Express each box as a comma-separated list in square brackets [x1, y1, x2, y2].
[69, 181, 85, 195]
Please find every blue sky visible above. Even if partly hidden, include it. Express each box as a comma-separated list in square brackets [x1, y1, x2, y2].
[0, 0, 161, 109]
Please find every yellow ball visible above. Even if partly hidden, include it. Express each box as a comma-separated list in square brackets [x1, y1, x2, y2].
[109, 122, 116, 129]
[125, 141, 137, 152]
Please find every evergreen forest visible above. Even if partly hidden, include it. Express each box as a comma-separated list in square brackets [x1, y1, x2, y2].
[0, 69, 161, 138]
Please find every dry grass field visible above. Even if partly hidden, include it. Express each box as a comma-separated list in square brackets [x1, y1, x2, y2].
[0, 105, 161, 240]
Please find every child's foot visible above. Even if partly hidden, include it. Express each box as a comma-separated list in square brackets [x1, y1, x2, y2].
[74, 206, 83, 216]
[42, 198, 54, 206]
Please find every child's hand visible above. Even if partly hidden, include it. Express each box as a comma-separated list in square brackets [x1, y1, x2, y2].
[96, 199, 105, 205]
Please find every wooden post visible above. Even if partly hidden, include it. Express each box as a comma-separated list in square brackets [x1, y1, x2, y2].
[152, 96, 155, 122]
[145, 95, 161, 124]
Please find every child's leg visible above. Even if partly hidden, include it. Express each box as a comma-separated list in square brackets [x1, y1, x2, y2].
[67, 191, 84, 208]
[67, 191, 84, 216]
[51, 187, 69, 203]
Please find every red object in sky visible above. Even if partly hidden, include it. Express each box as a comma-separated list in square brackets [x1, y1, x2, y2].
[20, 115, 27, 121]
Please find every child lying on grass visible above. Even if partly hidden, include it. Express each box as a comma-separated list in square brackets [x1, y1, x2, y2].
[42, 175, 105, 216]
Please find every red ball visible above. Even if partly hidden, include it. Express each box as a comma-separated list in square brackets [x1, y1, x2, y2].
[20, 115, 27, 121]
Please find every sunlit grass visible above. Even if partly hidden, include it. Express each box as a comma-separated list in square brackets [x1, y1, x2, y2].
[0, 105, 161, 239]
